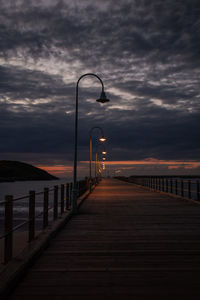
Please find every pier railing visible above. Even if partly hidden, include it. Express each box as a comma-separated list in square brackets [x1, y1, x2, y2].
[117, 176, 200, 202]
[0, 177, 97, 265]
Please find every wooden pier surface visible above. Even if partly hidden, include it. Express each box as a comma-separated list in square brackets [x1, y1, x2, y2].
[8, 178, 200, 299]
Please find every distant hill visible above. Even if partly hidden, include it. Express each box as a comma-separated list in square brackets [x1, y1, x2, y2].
[0, 160, 58, 182]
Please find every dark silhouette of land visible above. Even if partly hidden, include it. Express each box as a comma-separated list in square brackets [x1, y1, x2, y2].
[0, 160, 58, 182]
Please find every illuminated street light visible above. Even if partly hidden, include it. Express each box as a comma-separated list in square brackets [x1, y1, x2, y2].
[99, 137, 106, 142]
[72, 73, 109, 213]
[95, 143, 108, 179]
[89, 126, 106, 192]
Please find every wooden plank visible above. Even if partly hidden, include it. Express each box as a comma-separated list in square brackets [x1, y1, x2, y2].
[7, 178, 200, 299]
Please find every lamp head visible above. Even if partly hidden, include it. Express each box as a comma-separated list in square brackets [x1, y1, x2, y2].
[103, 157, 106, 160]
[102, 151, 107, 155]
[99, 136, 106, 142]
[96, 91, 110, 103]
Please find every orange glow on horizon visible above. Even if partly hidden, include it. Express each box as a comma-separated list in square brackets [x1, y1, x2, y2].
[36, 158, 200, 177]
[80, 158, 200, 169]
[37, 165, 73, 175]
[168, 166, 180, 170]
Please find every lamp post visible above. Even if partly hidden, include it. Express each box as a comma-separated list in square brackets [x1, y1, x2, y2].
[72, 73, 109, 213]
[95, 143, 107, 179]
[89, 126, 106, 192]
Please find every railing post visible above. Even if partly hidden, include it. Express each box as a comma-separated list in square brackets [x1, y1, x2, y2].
[53, 185, 58, 220]
[77, 181, 79, 198]
[70, 182, 73, 207]
[197, 181, 200, 201]
[159, 178, 161, 191]
[166, 179, 168, 193]
[66, 183, 69, 209]
[86, 178, 88, 191]
[188, 180, 191, 199]
[79, 180, 82, 196]
[181, 180, 184, 197]
[4, 195, 13, 264]
[61, 184, 64, 214]
[170, 179, 172, 193]
[162, 178, 164, 192]
[43, 188, 49, 229]
[68, 183, 71, 207]
[28, 191, 35, 243]
[175, 180, 178, 195]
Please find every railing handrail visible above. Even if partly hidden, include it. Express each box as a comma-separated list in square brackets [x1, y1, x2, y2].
[0, 185, 60, 205]
[116, 176, 200, 202]
[0, 176, 100, 264]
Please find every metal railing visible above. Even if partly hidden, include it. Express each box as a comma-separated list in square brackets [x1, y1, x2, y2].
[0, 177, 96, 265]
[116, 176, 200, 202]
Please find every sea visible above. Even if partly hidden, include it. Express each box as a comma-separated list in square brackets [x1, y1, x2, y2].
[0, 178, 74, 263]
[0, 178, 71, 201]
[0, 178, 72, 236]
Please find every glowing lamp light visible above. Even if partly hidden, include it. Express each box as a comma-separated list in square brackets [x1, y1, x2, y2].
[103, 157, 106, 160]
[102, 151, 107, 155]
[99, 137, 106, 142]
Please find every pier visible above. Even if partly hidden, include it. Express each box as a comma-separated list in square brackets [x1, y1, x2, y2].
[2, 178, 200, 299]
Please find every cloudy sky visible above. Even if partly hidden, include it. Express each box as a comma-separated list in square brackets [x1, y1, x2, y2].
[0, 0, 200, 178]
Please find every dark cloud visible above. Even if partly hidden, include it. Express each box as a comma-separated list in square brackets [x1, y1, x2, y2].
[0, 0, 200, 175]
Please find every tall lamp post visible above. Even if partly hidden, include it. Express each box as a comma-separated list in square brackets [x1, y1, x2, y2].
[96, 144, 107, 178]
[89, 126, 106, 192]
[72, 73, 109, 213]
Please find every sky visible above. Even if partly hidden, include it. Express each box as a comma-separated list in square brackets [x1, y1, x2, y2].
[0, 0, 200, 178]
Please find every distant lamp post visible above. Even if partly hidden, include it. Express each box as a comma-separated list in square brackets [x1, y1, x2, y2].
[95, 143, 107, 178]
[72, 73, 109, 213]
[89, 126, 106, 191]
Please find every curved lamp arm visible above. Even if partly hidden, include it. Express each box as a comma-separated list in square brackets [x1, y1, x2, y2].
[89, 126, 105, 139]
[76, 73, 105, 93]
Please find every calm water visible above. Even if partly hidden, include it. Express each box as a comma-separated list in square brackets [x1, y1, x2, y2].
[0, 178, 72, 235]
[0, 178, 71, 201]
[0, 178, 73, 263]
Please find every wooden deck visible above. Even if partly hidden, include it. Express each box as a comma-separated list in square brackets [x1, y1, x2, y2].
[8, 178, 200, 299]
